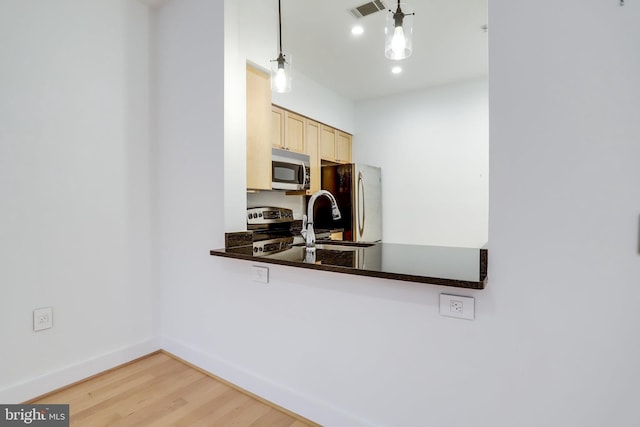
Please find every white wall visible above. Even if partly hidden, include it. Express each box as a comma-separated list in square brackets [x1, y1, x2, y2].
[156, 1, 640, 426]
[0, 0, 156, 402]
[153, 0, 226, 338]
[487, 1, 640, 425]
[223, 0, 248, 233]
[272, 71, 356, 135]
[355, 78, 489, 247]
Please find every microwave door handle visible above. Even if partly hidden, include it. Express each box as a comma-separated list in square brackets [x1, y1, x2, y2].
[299, 160, 308, 187]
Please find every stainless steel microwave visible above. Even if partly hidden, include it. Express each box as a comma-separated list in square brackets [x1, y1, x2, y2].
[271, 148, 310, 191]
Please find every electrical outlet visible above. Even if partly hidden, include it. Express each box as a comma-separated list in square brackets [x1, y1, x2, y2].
[33, 307, 53, 331]
[440, 294, 474, 320]
[450, 300, 463, 313]
[251, 265, 269, 283]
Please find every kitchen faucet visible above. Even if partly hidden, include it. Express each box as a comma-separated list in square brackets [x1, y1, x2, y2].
[301, 190, 341, 252]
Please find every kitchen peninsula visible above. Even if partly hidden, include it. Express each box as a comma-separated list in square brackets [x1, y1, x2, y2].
[210, 235, 487, 289]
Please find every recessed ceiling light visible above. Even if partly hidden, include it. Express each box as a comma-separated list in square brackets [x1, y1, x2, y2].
[351, 25, 364, 35]
[391, 66, 402, 74]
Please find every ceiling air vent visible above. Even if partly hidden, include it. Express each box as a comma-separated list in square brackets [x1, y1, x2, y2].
[350, 1, 386, 18]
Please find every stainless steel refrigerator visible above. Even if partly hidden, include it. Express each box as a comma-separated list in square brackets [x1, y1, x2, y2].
[314, 163, 382, 242]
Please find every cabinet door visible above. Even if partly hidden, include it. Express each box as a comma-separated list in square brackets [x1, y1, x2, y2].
[306, 119, 321, 194]
[285, 111, 305, 153]
[320, 125, 336, 160]
[336, 131, 352, 163]
[246, 66, 272, 190]
[271, 106, 285, 149]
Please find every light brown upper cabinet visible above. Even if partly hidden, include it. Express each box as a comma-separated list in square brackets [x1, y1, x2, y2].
[272, 105, 306, 154]
[320, 125, 352, 163]
[306, 119, 321, 194]
[271, 106, 284, 150]
[246, 65, 272, 190]
[336, 131, 352, 163]
[285, 111, 305, 153]
[320, 125, 336, 160]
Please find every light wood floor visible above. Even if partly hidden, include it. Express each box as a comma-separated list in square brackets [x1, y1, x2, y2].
[30, 351, 318, 427]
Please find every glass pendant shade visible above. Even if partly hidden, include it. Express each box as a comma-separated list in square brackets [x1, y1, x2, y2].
[385, 3, 413, 60]
[271, 52, 292, 93]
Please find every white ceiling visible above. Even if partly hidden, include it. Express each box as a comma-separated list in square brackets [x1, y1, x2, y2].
[278, 0, 488, 101]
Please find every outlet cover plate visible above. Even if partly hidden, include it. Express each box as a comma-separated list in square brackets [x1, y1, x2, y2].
[440, 294, 474, 320]
[251, 265, 269, 283]
[33, 307, 53, 331]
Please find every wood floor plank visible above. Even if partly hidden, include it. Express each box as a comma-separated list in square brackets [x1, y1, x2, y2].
[30, 352, 318, 427]
[208, 393, 272, 426]
[174, 387, 255, 426]
[248, 407, 301, 427]
[141, 378, 229, 427]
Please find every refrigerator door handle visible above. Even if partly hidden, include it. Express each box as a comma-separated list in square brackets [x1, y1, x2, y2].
[357, 171, 365, 238]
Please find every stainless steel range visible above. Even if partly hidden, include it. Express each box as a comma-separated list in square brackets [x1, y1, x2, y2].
[247, 207, 294, 230]
[246, 207, 299, 256]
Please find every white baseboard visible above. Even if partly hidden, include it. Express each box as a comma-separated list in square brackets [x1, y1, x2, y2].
[0, 337, 161, 404]
[160, 336, 379, 427]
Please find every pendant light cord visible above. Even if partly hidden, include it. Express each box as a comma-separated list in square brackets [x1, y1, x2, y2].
[278, 0, 283, 54]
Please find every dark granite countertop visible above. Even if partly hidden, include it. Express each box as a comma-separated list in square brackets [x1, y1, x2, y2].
[211, 233, 487, 289]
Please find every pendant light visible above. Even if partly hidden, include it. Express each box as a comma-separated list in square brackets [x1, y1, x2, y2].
[271, 0, 291, 93]
[385, 1, 415, 60]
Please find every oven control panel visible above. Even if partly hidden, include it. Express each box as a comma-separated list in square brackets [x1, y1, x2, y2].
[247, 207, 294, 229]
